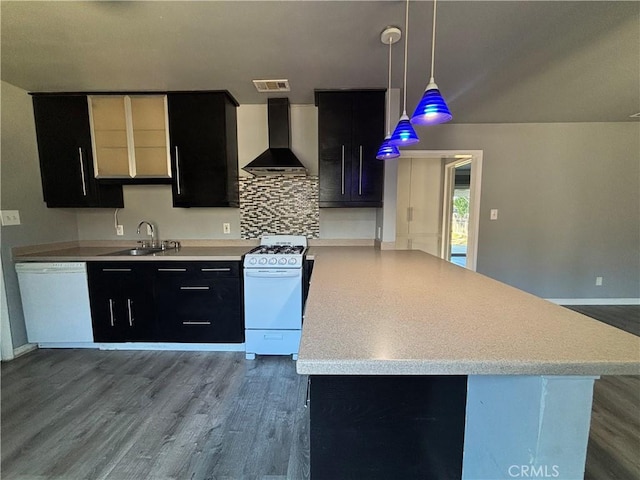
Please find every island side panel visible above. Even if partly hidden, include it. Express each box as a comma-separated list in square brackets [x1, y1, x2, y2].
[309, 375, 467, 480]
[462, 375, 598, 480]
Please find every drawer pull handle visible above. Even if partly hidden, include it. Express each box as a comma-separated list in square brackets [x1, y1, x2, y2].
[201, 268, 231, 272]
[264, 333, 284, 340]
[182, 321, 211, 325]
[157, 268, 187, 272]
[102, 268, 132, 272]
[179, 286, 210, 290]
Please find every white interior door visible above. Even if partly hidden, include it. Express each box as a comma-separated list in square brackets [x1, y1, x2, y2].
[394, 150, 483, 271]
[409, 159, 443, 256]
[396, 157, 443, 256]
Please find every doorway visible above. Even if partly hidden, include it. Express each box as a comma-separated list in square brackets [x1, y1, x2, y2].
[442, 159, 471, 268]
[395, 150, 482, 271]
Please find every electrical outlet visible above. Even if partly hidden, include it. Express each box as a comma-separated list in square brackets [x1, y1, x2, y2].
[490, 209, 498, 220]
[595, 276, 603, 286]
[116, 225, 124, 236]
[223, 223, 231, 234]
[0, 210, 21, 226]
[147, 225, 153, 236]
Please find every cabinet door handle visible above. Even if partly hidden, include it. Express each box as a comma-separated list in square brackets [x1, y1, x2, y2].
[127, 299, 134, 327]
[304, 377, 311, 408]
[407, 206, 414, 222]
[358, 145, 363, 196]
[102, 268, 132, 272]
[182, 321, 212, 325]
[341, 145, 345, 195]
[174, 146, 182, 195]
[180, 286, 210, 290]
[157, 268, 187, 272]
[108, 299, 115, 327]
[201, 268, 231, 272]
[78, 147, 87, 197]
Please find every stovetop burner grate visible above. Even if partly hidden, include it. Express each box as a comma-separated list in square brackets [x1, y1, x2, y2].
[248, 245, 305, 255]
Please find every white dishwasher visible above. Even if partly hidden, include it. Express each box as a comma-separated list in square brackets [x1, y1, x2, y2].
[16, 262, 93, 344]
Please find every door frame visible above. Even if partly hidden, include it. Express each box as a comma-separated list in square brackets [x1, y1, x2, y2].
[397, 150, 483, 271]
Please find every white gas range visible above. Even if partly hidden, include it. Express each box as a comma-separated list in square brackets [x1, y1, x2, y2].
[243, 235, 308, 360]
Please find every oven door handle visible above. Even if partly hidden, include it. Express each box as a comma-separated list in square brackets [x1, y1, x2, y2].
[245, 270, 300, 278]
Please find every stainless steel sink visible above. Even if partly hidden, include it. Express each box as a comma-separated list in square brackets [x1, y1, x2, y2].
[103, 247, 164, 256]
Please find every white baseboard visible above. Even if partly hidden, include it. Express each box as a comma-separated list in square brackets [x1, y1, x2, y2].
[95, 343, 245, 352]
[13, 343, 37, 358]
[546, 298, 640, 306]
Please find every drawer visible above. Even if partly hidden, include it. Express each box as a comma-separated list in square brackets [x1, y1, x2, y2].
[245, 329, 301, 355]
[152, 261, 240, 278]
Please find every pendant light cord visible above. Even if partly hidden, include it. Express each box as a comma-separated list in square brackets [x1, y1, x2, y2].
[430, 0, 437, 83]
[386, 38, 393, 136]
[402, 0, 410, 115]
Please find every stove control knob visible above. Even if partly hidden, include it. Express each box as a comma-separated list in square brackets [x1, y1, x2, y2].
[249, 258, 257, 265]
[269, 258, 277, 264]
[288, 258, 298, 265]
[278, 257, 287, 264]
[259, 258, 267, 265]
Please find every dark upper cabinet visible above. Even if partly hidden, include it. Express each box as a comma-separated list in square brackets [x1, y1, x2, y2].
[315, 90, 386, 207]
[167, 92, 240, 207]
[32, 95, 124, 208]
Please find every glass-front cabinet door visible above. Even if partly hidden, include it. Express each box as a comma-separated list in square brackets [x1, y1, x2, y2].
[88, 95, 171, 179]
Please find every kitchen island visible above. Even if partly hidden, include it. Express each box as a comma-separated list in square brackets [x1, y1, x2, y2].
[297, 247, 639, 480]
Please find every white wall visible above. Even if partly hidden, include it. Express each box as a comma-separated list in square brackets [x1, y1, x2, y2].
[405, 122, 640, 299]
[0, 81, 80, 348]
[76, 104, 377, 240]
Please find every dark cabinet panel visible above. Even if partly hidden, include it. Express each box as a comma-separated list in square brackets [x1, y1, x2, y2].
[310, 375, 467, 480]
[167, 92, 239, 207]
[87, 263, 154, 342]
[153, 262, 243, 343]
[32, 95, 124, 208]
[316, 90, 385, 207]
[87, 261, 244, 344]
[317, 92, 353, 203]
[351, 91, 386, 203]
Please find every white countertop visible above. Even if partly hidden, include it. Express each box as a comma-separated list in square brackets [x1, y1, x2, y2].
[297, 247, 640, 376]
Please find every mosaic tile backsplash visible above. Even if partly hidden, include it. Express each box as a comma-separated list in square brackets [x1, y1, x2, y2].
[239, 176, 320, 239]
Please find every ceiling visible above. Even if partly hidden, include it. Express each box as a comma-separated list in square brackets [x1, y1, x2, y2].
[1, 1, 638, 123]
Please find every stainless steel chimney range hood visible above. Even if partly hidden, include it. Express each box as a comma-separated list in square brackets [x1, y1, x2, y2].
[243, 98, 308, 176]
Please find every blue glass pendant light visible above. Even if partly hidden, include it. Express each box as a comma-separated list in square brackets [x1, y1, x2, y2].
[411, 0, 452, 126]
[376, 138, 400, 160]
[377, 27, 401, 160]
[389, 0, 419, 147]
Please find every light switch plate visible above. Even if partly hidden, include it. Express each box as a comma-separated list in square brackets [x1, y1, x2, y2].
[223, 223, 231, 234]
[490, 209, 498, 220]
[0, 210, 21, 226]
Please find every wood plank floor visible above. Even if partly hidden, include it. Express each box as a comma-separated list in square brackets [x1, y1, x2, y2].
[1, 351, 309, 480]
[565, 305, 640, 336]
[1, 306, 637, 480]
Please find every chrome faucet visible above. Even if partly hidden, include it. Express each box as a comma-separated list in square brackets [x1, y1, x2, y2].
[137, 221, 156, 248]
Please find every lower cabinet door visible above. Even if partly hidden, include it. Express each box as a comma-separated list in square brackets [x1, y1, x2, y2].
[155, 277, 243, 343]
[87, 263, 154, 342]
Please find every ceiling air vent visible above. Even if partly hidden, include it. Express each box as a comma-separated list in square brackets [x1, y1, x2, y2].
[253, 79, 290, 93]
